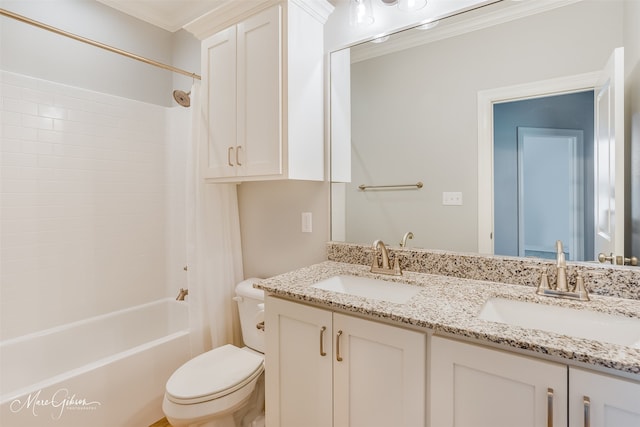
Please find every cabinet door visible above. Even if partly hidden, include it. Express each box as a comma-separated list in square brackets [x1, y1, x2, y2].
[265, 296, 333, 427]
[333, 313, 426, 427]
[430, 336, 567, 427]
[570, 367, 640, 427]
[236, 5, 282, 177]
[201, 26, 237, 178]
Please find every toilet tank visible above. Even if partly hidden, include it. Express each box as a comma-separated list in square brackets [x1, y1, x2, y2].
[235, 278, 265, 353]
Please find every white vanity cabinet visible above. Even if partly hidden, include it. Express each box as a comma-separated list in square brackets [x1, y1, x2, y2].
[200, 0, 330, 182]
[265, 296, 426, 427]
[569, 367, 640, 427]
[431, 336, 640, 427]
[430, 336, 568, 427]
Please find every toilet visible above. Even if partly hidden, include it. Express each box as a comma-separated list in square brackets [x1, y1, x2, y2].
[162, 278, 265, 427]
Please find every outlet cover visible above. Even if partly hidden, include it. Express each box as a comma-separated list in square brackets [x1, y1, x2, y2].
[442, 192, 463, 206]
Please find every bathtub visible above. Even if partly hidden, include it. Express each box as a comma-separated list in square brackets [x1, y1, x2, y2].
[0, 298, 191, 427]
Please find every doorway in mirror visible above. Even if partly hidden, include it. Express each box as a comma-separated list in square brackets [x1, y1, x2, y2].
[493, 92, 594, 261]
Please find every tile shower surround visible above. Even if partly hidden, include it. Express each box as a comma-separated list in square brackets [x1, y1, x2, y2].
[327, 242, 640, 301]
[0, 71, 169, 339]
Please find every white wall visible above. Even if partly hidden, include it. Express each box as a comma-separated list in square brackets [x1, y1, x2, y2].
[0, 0, 199, 106]
[344, 0, 623, 251]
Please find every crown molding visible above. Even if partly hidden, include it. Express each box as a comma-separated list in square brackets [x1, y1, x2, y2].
[184, 0, 334, 40]
[351, 0, 583, 63]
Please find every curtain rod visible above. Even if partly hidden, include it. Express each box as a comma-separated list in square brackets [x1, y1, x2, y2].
[0, 8, 201, 80]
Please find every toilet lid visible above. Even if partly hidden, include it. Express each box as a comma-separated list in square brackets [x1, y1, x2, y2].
[166, 344, 264, 404]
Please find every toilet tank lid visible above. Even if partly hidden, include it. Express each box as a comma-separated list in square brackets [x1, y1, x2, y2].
[236, 278, 264, 300]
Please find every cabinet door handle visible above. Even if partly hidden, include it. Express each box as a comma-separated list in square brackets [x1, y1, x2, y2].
[227, 146, 234, 166]
[583, 396, 590, 427]
[336, 330, 343, 362]
[236, 145, 242, 166]
[319, 326, 327, 356]
[546, 388, 554, 427]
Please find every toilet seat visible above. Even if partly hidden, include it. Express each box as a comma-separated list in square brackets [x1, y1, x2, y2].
[166, 344, 264, 405]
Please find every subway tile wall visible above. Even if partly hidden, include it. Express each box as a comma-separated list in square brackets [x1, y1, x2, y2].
[1, 71, 170, 340]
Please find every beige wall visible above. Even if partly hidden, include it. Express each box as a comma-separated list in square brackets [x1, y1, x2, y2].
[238, 180, 330, 279]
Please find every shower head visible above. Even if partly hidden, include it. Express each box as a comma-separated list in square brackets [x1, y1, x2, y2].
[173, 89, 191, 107]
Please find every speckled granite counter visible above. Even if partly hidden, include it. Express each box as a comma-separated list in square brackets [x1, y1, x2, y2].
[255, 261, 640, 378]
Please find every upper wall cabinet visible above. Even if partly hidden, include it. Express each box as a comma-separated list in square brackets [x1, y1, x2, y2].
[200, 0, 333, 182]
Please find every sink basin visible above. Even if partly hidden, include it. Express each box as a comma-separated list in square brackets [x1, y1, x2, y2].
[479, 298, 640, 348]
[311, 275, 421, 304]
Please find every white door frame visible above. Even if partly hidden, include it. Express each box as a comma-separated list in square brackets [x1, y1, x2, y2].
[477, 72, 599, 255]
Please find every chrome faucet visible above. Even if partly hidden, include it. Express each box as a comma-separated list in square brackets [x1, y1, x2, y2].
[371, 240, 402, 276]
[536, 240, 589, 301]
[399, 231, 414, 248]
[176, 288, 189, 301]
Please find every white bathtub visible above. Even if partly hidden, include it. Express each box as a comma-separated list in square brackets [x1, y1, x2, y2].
[0, 298, 191, 427]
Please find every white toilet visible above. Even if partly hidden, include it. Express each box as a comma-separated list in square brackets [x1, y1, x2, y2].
[162, 278, 265, 427]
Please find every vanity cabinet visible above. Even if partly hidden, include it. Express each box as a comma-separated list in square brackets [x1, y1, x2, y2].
[431, 336, 640, 427]
[569, 367, 640, 427]
[265, 296, 426, 427]
[430, 336, 567, 427]
[200, 1, 330, 182]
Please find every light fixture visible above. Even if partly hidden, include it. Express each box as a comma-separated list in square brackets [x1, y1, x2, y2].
[380, 0, 427, 10]
[398, 0, 427, 12]
[416, 19, 439, 30]
[350, 0, 375, 27]
[371, 35, 390, 43]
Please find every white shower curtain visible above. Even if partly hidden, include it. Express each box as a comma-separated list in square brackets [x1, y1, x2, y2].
[186, 81, 244, 355]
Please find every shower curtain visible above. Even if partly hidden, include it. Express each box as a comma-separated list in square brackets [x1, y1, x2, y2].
[186, 81, 244, 355]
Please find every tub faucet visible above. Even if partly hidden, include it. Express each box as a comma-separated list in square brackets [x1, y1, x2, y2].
[371, 240, 402, 276]
[176, 288, 188, 301]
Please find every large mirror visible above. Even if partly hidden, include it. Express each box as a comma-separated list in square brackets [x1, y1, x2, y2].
[330, 0, 637, 263]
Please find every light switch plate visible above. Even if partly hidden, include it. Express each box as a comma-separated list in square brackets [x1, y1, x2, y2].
[442, 192, 463, 206]
[301, 212, 313, 232]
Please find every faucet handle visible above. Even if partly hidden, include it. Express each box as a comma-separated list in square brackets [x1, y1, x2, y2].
[574, 273, 590, 301]
[392, 253, 402, 275]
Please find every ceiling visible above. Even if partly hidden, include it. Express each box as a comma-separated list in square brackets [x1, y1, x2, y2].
[95, 0, 233, 32]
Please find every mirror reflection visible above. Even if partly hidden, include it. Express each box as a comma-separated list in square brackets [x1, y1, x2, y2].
[330, 0, 636, 262]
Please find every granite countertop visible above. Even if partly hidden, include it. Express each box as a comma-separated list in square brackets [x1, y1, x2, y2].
[255, 261, 640, 377]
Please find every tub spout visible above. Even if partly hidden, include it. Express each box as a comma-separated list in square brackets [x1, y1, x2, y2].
[176, 288, 188, 301]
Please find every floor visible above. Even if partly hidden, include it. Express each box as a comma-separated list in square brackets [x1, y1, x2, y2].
[149, 417, 172, 427]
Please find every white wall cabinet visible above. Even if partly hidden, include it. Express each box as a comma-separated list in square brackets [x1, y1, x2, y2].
[430, 335, 567, 427]
[200, 1, 330, 182]
[569, 367, 640, 427]
[265, 296, 426, 427]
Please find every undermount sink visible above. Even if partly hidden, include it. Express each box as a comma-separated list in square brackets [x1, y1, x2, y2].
[311, 275, 421, 304]
[479, 298, 640, 349]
